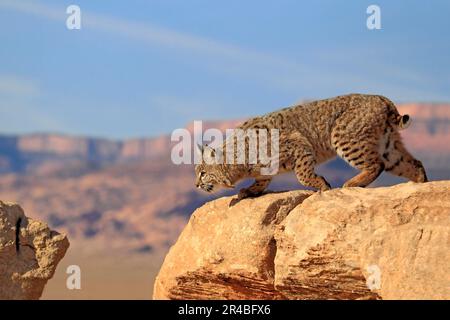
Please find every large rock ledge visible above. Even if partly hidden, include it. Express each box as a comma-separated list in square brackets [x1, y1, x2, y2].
[0, 201, 69, 300]
[153, 181, 450, 300]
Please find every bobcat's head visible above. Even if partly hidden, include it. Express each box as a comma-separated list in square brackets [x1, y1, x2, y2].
[194, 144, 234, 193]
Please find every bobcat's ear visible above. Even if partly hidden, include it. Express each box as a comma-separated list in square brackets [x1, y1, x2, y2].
[204, 144, 215, 156]
[223, 177, 234, 188]
[195, 143, 203, 157]
[203, 145, 216, 163]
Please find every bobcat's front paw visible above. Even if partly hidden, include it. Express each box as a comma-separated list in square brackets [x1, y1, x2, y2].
[237, 188, 251, 200]
[239, 187, 263, 200]
[318, 183, 332, 193]
[237, 188, 264, 200]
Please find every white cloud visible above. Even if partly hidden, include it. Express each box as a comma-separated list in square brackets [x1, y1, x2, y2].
[0, 75, 40, 96]
[0, 0, 315, 92]
[0, 0, 300, 69]
[0, 99, 66, 133]
[0, 74, 63, 133]
[1, 0, 448, 102]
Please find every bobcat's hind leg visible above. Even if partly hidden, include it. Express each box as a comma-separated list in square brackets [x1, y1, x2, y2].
[342, 161, 384, 187]
[238, 177, 272, 200]
[335, 138, 385, 188]
[294, 152, 331, 191]
[383, 132, 428, 182]
[332, 113, 387, 188]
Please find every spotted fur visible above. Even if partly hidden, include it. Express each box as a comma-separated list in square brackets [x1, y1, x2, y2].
[195, 93, 427, 198]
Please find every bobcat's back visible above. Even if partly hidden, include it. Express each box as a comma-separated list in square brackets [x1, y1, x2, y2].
[196, 93, 426, 197]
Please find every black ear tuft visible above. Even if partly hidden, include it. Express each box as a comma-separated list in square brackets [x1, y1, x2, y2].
[399, 114, 411, 129]
[195, 143, 203, 156]
[402, 115, 410, 124]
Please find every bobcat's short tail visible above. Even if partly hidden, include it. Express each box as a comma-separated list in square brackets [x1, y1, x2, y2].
[398, 114, 411, 130]
[379, 95, 412, 130]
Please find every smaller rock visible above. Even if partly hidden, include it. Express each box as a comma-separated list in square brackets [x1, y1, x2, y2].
[0, 201, 70, 300]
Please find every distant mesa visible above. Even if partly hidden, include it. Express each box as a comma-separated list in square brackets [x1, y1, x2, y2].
[0, 103, 449, 255]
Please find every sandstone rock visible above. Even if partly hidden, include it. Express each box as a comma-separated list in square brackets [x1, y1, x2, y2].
[153, 181, 450, 300]
[0, 201, 69, 299]
[153, 190, 313, 299]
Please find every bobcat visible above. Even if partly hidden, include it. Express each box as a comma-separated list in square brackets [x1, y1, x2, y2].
[195, 94, 428, 199]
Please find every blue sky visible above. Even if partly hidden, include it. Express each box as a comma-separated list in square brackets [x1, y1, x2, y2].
[0, 0, 449, 139]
